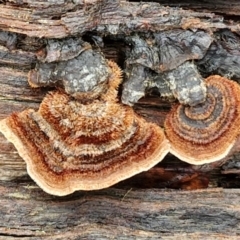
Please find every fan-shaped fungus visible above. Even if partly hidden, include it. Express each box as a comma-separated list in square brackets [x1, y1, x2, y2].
[0, 61, 169, 196]
[0, 91, 169, 195]
[165, 75, 240, 164]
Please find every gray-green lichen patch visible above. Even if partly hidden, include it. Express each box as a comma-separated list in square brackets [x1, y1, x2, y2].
[29, 48, 110, 100]
[160, 62, 206, 106]
[121, 31, 211, 106]
[59, 50, 110, 96]
[0, 30, 17, 50]
[197, 29, 240, 81]
[122, 65, 151, 106]
[122, 61, 206, 106]
[37, 37, 91, 63]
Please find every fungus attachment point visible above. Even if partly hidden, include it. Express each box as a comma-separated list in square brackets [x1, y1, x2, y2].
[28, 54, 122, 103]
[69, 60, 122, 103]
[165, 75, 240, 164]
[0, 91, 169, 196]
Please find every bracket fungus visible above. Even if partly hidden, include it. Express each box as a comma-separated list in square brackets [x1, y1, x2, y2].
[165, 75, 240, 165]
[0, 61, 169, 196]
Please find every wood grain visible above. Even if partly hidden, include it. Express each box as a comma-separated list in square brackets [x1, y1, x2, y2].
[0, 1, 239, 38]
[0, 0, 240, 238]
[0, 184, 239, 239]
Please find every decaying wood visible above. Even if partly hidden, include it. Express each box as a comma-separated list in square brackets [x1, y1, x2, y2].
[152, 0, 240, 16]
[1, 64, 240, 238]
[1, 0, 240, 238]
[0, 184, 240, 239]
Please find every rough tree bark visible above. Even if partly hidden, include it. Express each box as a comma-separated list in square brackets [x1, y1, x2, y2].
[0, 0, 240, 239]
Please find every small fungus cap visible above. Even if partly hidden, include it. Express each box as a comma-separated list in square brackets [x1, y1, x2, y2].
[165, 75, 240, 164]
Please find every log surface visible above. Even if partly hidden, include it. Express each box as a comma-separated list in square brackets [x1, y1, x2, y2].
[1, 0, 240, 238]
[0, 183, 240, 239]
[1, 61, 240, 239]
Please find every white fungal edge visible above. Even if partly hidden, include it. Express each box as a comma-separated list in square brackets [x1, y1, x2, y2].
[169, 142, 235, 165]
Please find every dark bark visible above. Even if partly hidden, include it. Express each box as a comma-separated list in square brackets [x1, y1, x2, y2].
[141, 0, 240, 16]
[0, 0, 239, 38]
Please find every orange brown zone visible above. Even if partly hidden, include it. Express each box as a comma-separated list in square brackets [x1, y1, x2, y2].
[100, 60, 123, 102]
[165, 120, 236, 159]
[6, 111, 64, 176]
[75, 117, 166, 167]
[170, 86, 234, 142]
[37, 92, 136, 145]
[4, 107, 166, 186]
[107, 60, 123, 89]
[167, 98, 233, 144]
[165, 75, 240, 158]
[166, 76, 240, 141]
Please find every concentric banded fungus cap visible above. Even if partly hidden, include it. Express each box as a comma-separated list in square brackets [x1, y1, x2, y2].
[0, 92, 169, 195]
[165, 75, 240, 164]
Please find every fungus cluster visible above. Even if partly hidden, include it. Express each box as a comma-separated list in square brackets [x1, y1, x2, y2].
[165, 75, 240, 164]
[1, 35, 240, 196]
